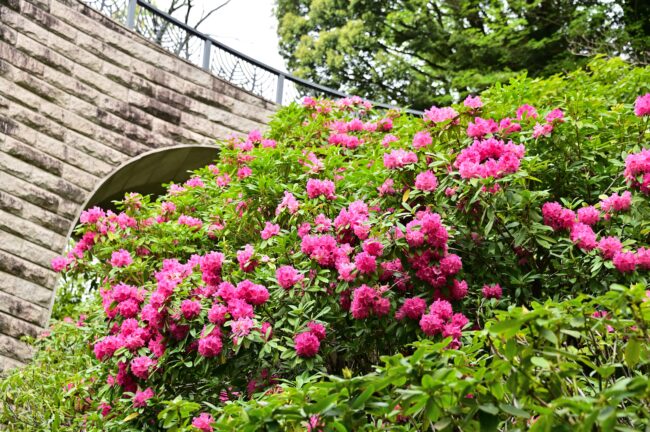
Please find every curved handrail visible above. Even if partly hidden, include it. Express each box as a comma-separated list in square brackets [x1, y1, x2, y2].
[83, 0, 423, 115]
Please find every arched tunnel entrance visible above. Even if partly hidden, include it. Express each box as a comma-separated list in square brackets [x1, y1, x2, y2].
[66, 145, 221, 239]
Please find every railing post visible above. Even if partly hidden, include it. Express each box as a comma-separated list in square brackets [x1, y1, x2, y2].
[275, 73, 284, 105]
[202, 39, 212, 71]
[126, 0, 137, 30]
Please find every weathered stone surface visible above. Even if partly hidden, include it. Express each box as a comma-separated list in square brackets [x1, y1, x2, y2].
[0, 292, 48, 327]
[0, 353, 25, 372]
[0, 271, 53, 308]
[0, 0, 275, 371]
[0, 333, 33, 363]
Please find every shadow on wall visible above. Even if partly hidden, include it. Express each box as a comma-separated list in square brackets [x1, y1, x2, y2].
[67, 145, 220, 239]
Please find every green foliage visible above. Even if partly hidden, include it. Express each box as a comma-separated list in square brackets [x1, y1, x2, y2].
[276, 0, 650, 109]
[207, 283, 650, 431]
[1, 58, 649, 431]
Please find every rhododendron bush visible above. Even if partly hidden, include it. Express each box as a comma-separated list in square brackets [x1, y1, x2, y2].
[2, 58, 650, 431]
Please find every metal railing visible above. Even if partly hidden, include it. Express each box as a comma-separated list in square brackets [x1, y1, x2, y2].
[81, 0, 422, 115]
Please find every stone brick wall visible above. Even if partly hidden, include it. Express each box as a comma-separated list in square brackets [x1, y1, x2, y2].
[0, 0, 275, 370]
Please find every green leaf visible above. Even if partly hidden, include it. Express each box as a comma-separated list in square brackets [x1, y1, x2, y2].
[351, 385, 375, 409]
[499, 403, 530, 418]
[530, 356, 550, 369]
[624, 339, 641, 369]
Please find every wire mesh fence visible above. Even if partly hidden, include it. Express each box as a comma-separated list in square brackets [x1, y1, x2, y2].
[80, 0, 422, 114]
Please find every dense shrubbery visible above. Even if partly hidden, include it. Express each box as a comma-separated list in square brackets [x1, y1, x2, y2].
[1, 58, 649, 431]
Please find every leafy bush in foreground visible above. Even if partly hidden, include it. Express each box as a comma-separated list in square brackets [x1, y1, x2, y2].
[1, 58, 649, 431]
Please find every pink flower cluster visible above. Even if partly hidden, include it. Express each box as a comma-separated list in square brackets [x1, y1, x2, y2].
[383, 149, 418, 169]
[306, 179, 336, 200]
[419, 299, 468, 348]
[635, 93, 650, 116]
[294, 322, 326, 358]
[350, 284, 390, 319]
[414, 170, 438, 192]
[261, 222, 280, 240]
[192, 413, 215, 432]
[600, 191, 632, 214]
[624, 148, 650, 194]
[453, 138, 525, 179]
[110, 249, 132, 268]
[276, 265, 302, 289]
[412, 131, 432, 149]
[424, 105, 459, 124]
[542, 194, 650, 273]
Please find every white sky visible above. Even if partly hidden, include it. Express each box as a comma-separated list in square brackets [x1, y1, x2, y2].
[157, 0, 286, 71]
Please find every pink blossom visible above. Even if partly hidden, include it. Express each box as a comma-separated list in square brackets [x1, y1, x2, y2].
[181, 300, 201, 320]
[276, 191, 299, 215]
[533, 123, 553, 138]
[261, 222, 280, 240]
[307, 321, 326, 341]
[623, 148, 650, 194]
[516, 104, 538, 120]
[178, 215, 203, 229]
[541, 202, 575, 231]
[237, 166, 252, 179]
[276, 265, 302, 289]
[208, 303, 228, 325]
[237, 244, 257, 272]
[51, 256, 70, 272]
[454, 138, 525, 179]
[199, 251, 225, 286]
[236, 280, 269, 305]
[110, 249, 132, 268]
[545, 109, 565, 123]
[429, 299, 453, 320]
[419, 313, 445, 336]
[482, 284, 503, 299]
[412, 131, 432, 149]
[354, 252, 377, 274]
[231, 317, 254, 338]
[395, 297, 427, 320]
[132, 388, 154, 408]
[378, 178, 396, 196]
[597, 236, 623, 260]
[306, 179, 336, 200]
[383, 149, 418, 169]
[185, 176, 205, 188]
[227, 298, 254, 320]
[570, 223, 597, 251]
[498, 118, 521, 135]
[314, 214, 332, 232]
[613, 251, 636, 273]
[577, 206, 600, 225]
[424, 106, 458, 123]
[79, 206, 105, 224]
[634, 93, 650, 116]
[350, 284, 390, 319]
[98, 402, 111, 417]
[262, 138, 277, 148]
[414, 170, 438, 191]
[381, 134, 399, 147]
[600, 191, 632, 213]
[635, 248, 650, 270]
[198, 334, 223, 357]
[463, 95, 483, 109]
[248, 129, 262, 142]
[440, 254, 462, 275]
[130, 356, 155, 380]
[467, 117, 498, 138]
[192, 413, 215, 432]
[362, 239, 384, 257]
[450, 279, 469, 300]
[294, 332, 320, 357]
